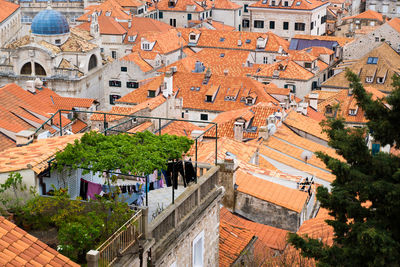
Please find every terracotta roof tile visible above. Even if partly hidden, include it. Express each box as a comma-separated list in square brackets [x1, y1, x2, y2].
[219, 220, 255, 267]
[161, 120, 203, 137]
[121, 52, 154, 72]
[284, 110, 329, 141]
[209, 0, 241, 9]
[253, 59, 315, 80]
[71, 119, 88, 134]
[236, 169, 309, 212]
[343, 9, 384, 22]
[0, 134, 84, 174]
[76, 15, 127, 35]
[297, 208, 333, 245]
[387, 18, 400, 34]
[157, 0, 211, 12]
[78, 0, 132, 21]
[0, 217, 79, 266]
[116, 71, 278, 112]
[127, 121, 153, 133]
[0, 0, 19, 23]
[131, 28, 186, 54]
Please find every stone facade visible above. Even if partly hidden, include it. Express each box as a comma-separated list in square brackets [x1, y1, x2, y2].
[248, 3, 328, 39]
[0, 3, 21, 48]
[156, 202, 220, 267]
[234, 190, 305, 232]
[367, 0, 400, 18]
[343, 23, 400, 60]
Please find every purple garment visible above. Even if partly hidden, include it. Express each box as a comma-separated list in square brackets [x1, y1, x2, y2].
[87, 181, 102, 200]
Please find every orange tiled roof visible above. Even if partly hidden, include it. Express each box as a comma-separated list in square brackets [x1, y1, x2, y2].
[114, 0, 143, 7]
[0, 134, 14, 152]
[131, 28, 187, 54]
[284, 110, 329, 141]
[209, 0, 241, 9]
[206, 102, 279, 139]
[343, 9, 384, 22]
[157, 0, 211, 11]
[163, 48, 255, 77]
[76, 15, 127, 35]
[236, 169, 309, 212]
[219, 220, 256, 267]
[0, 216, 79, 266]
[387, 18, 400, 34]
[0, 0, 19, 23]
[127, 121, 153, 133]
[297, 208, 333, 245]
[0, 134, 84, 174]
[221, 207, 288, 252]
[194, 137, 259, 164]
[206, 20, 236, 31]
[91, 94, 166, 122]
[116, 71, 279, 112]
[78, 0, 131, 21]
[303, 46, 335, 57]
[0, 84, 72, 138]
[178, 28, 290, 52]
[250, 0, 326, 10]
[254, 59, 315, 81]
[121, 52, 154, 72]
[35, 87, 95, 110]
[71, 119, 88, 133]
[161, 120, 203, 137]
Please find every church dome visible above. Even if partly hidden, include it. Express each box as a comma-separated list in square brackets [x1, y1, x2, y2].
[31, 8, 69, 35]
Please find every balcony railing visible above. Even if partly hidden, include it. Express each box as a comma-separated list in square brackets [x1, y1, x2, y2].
[97, 209, 144, 266]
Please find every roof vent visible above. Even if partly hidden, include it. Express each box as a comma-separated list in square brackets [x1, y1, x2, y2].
[193, 61, 205, 73]
[16, 130, 35, 147]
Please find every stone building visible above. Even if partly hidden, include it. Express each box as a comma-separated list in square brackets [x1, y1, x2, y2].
[247, 0, 328, 39]
[366, 0, 400, 18]
[0, 6, 106, 102]
[0, 0, 21, 48]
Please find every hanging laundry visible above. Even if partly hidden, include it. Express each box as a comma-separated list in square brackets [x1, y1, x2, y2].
[184, 159, 196, 184]
[87, 180, 102, 200]
[80, 179, 88, 200]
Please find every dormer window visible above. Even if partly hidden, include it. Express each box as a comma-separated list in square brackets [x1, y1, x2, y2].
[366, 76, 373, 83]
[205, 95, 212, 102]
[189, 34, 196, 41]
[367, 57, 378, 64]
[271, 0, 276, 6]
[142, 43, 151, 51]
[304, 62, 312, 69]
[128, 35, 136, 42]
[325, 105, 333, 114]
[148, 90, 156, 97]
[284, 1, 288, 6]
[377, 77, 385, 84]
[349, 109, 357, 116]
[105, 11, 111, 16]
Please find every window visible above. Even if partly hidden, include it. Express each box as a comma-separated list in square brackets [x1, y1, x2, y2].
[349, 109, 356, 116]
[127, 81, 139, 88]
[190, 34, 196, 40]
[269, 21, 275, 29]
[109, 95, 121, 105]
[284, 1, 288, 6]
[284, 84, 296, 93]
[109, 80, 121, 87]
[321, 15, 326, 24]
[111, 51, 117, 59]
[366, 76, 373, 83]
[159, 11, 163, 18]
[205, 95, 212, 102]
[170, 18, 176, 27]
[283, 21, 289, 30]
[310, 22, 314, 30]
[263, 57, 268, 64]
[375, 37, 379, 42]
[187, 13, 192, 20]
[121, 66, 127, 72]
[55, 39, 61, 45]
[88, 55, 97, 71]
[200, 114, 208, 121]
[239, 10, 241, 16]
[142, 43, 150, 50]
[254, 20, 264, 28]
[242, 19, 250, 28]
[128, 35, 135, 42]
[244, 4, 248, 12]
[271, 0, 276, 6]
[137, 8, 143, 14]
[148, 90, 156, 97]
[304, 62, 312, 68]
[367, 57, 378, 64]
[325, 105, 333, 114]
[295, 23, 305, 31]
[383, 5, 388, 13]
[21, 15, 32, 23]
[372, 143, 380, 156]
[377, 77, 385, 84]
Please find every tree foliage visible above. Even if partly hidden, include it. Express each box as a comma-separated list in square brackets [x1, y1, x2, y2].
[288, 70, 400, 266]
[54, 131, 194, 176]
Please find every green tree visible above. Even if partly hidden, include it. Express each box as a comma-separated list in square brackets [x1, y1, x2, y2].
[288, 70, 400, 266]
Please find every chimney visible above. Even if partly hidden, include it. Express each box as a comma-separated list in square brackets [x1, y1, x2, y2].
[16, 130, 35, 146]
[223, 69, 229, 76]
[25, 80, 36, 93]
[90, 12, 100, 39]
[128, 19, 132, 28]
[237, 39, 242, 46]
[308, 93, 319, 111]
[297, 102, 308, 115]
[163, 71, 173, 97]
[234, 120, 244, 142]
[217, 156, 238, 210]
[278, 45, 283, 54]
[258, 126, 269, 141]
[267, 114, 276, 125]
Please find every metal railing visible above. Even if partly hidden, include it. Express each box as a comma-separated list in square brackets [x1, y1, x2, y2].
[97, 209, 144, 266]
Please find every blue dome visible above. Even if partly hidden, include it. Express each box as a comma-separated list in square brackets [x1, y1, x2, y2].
[31, 9, 69, 35]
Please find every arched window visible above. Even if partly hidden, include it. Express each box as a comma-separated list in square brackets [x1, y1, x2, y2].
[88, 54, 97, 71]
[21, 62, 32, 75]
[35, 63, 46, 76]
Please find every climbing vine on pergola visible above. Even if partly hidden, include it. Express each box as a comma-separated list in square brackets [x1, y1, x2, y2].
[53, 131, 194, 177]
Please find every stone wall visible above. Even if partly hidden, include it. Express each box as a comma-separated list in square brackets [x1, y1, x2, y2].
[234, 191, 301, 232]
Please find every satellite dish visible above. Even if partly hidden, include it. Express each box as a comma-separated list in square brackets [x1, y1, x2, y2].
[301, 151, 313, 163]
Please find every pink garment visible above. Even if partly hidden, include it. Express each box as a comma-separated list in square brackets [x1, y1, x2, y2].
[87, 181, 102, 200]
